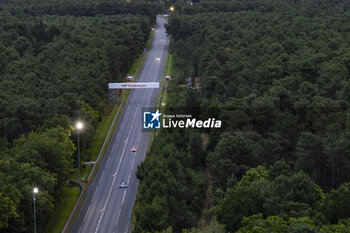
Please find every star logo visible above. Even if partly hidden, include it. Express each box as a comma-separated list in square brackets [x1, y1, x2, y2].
[150, 110, 161, 122]
[143, 110, 162, 129]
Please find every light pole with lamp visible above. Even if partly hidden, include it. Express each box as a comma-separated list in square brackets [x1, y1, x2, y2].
[76, 122, 83, 180]
[33, 187, 39, 233]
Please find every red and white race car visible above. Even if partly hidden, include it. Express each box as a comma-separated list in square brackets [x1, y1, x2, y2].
[130, 146, 138, 152]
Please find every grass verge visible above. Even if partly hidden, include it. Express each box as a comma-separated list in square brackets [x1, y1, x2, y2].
[81, 103, 120, 181]
[166, 53, 173, 76]
[45, 185, 81, 233]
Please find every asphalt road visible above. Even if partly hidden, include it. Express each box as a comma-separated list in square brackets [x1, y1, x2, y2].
[71, 16, 169, 233]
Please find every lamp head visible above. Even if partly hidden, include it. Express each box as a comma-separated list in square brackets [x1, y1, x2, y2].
[76, 122, 83, 130]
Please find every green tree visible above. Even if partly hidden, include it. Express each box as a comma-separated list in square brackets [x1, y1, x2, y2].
[0, 190, 18, 229]
[207, 135, 259, 190]
[321, 218, 350, 233]
[216, 166, 269, 232]
[12, 127, 75, 194]
[295, 132, 326, 187]
[264, 171, 324, 218]
[237, 214, 289, 233]
[320, 183, 350, 224]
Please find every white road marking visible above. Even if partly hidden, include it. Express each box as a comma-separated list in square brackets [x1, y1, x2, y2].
[91, 186, 99, 202]
[149, 60, 156, 80]
[127, 172, 132, 184]
[83, 204, 91, 223]
[95, 104, 140, 233]
[115, 209, 122, 226]
[78, 227, 82, 233]
[137, 133, 142, 146]
[131, 158, 136, 172]
[122, 190, 127, 205]
[105, 156, 111, 168]
[99, 170, 105, 184]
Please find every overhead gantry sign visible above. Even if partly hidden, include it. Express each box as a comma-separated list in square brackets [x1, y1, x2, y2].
[108, 82, 160, 89]
[108, 82, 160, 104]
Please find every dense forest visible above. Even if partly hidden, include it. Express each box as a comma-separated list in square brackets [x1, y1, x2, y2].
[135, 0, 350, 232]
[0, 0, 156, 232]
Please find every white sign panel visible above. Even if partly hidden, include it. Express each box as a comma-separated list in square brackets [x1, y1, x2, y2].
[108, 82, 160, 89]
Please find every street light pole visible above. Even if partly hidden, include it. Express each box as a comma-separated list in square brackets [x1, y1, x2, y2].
[76, 122, 83, 180]
[77, 129, 80, 180]
[33, 187, 39, 233]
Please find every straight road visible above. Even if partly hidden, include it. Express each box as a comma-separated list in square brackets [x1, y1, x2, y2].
[71, 16, 169, 233]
